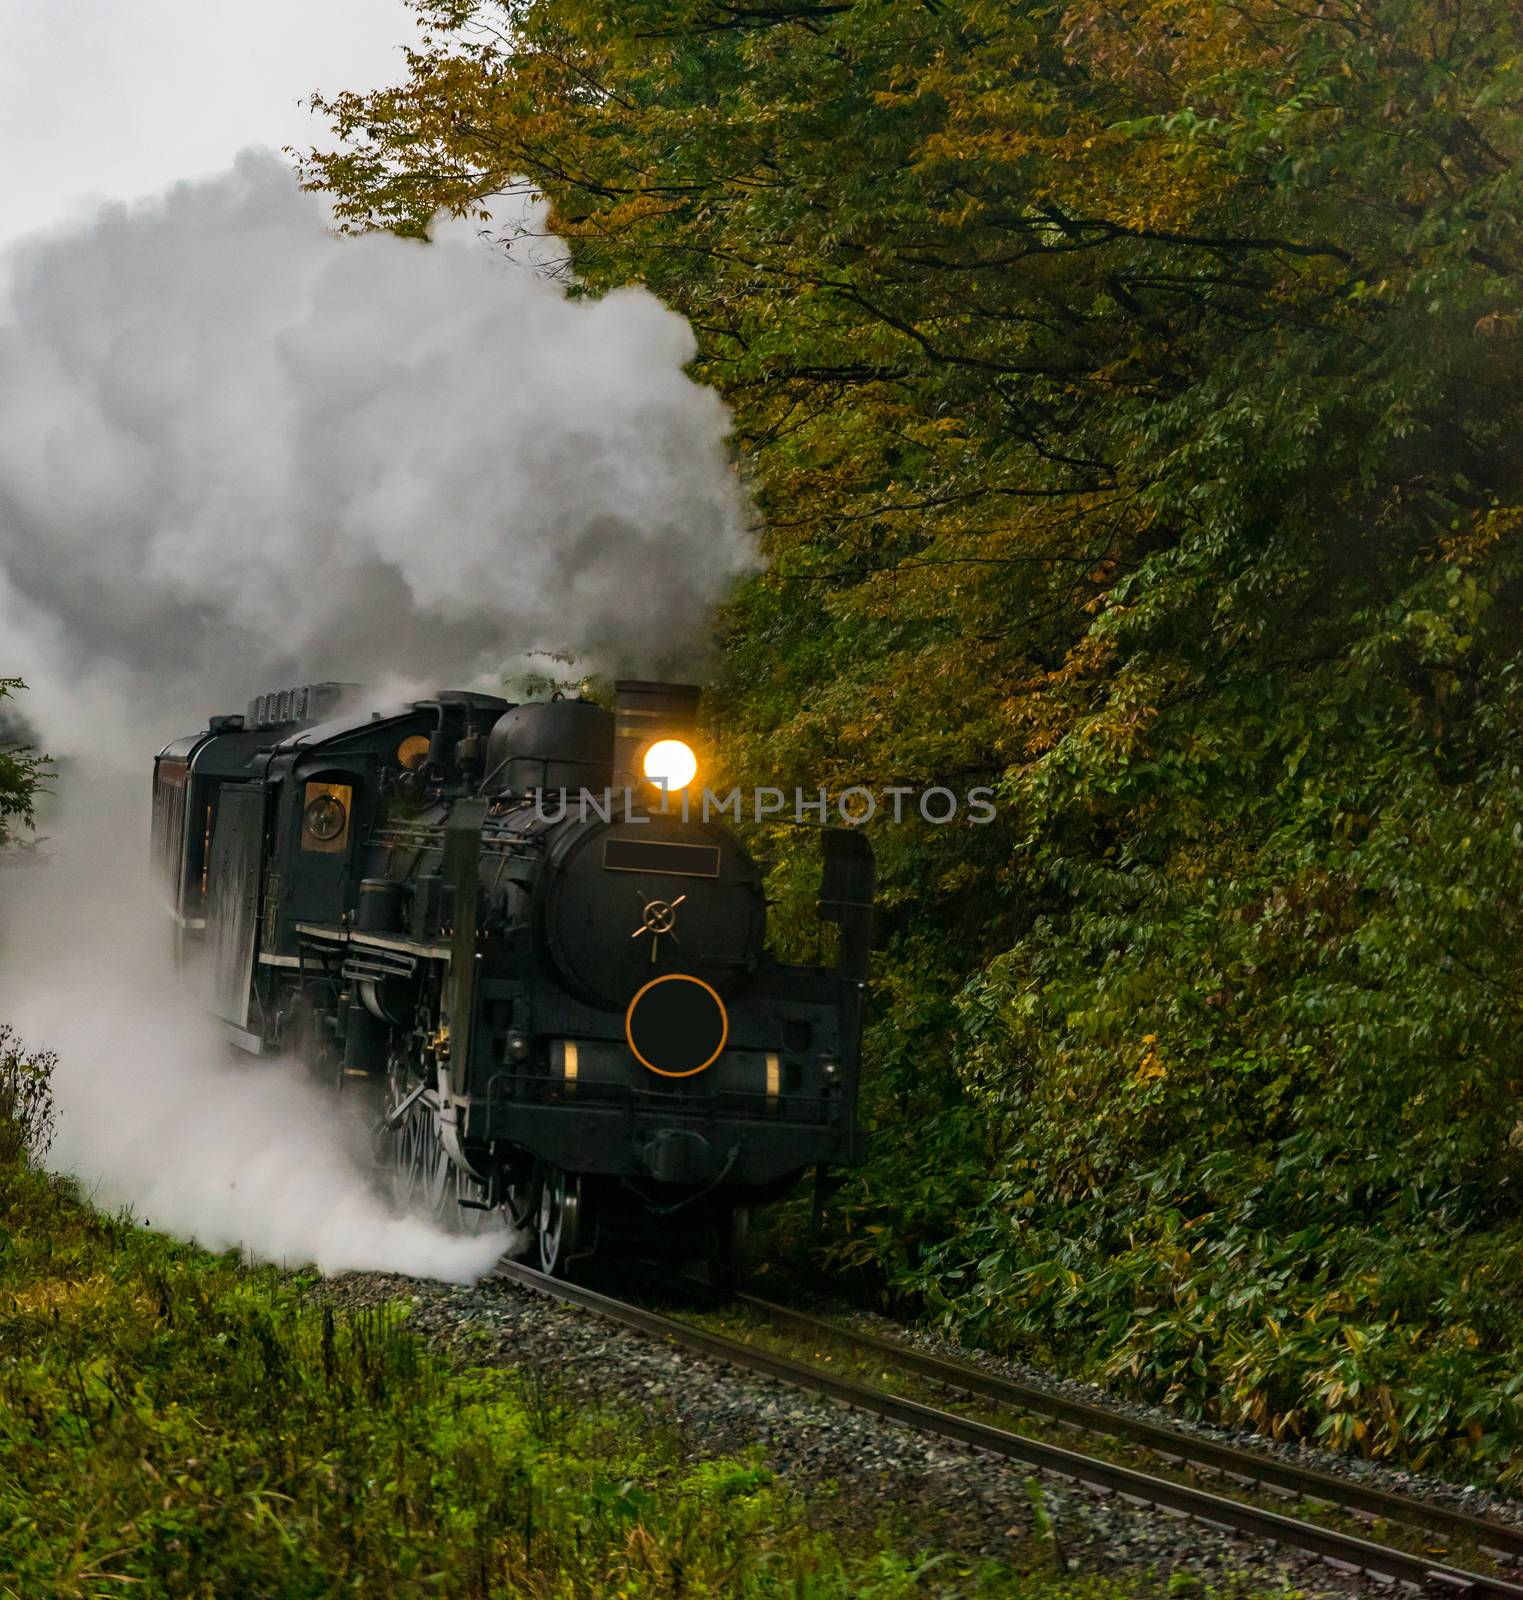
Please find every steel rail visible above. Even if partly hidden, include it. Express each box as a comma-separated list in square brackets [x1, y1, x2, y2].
[739, 1291, 1523, 1566]
[492, 1261, 1523, 1596]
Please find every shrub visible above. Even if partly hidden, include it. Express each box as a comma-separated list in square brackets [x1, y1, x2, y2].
[0, 1022, 55, 1166]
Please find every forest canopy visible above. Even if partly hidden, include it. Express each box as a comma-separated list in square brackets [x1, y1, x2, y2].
[305, 0, 1523, 1481]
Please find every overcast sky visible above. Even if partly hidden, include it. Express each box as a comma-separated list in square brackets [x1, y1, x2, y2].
[0, 0, 414, 248]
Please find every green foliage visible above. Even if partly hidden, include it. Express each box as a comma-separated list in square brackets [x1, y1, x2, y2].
[303, 0, 1523, 1484]
[0, 679, 44, 849]
[1, 1139, 1269, 1598]
[0, 1025, 56, 1167]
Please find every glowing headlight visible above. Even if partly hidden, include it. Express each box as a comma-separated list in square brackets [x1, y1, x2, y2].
[642, 738, 698, 792]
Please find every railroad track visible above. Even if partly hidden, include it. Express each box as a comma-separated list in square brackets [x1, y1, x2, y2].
[738, 1292, 1523, 1568]
[493, 1258, 1523, 1596]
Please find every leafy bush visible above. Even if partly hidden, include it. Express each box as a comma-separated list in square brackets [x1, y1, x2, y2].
[0, 678, 44, 848]
[0, 1023, 56, 1166]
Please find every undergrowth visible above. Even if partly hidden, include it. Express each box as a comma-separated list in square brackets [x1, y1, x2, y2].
[0, 1028, 1298, 1599]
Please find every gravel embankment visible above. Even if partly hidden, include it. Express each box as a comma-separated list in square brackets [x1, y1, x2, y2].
[317, 1268, 1452, 1597]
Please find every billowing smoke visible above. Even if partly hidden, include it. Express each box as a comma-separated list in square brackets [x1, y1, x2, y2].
[2, 777, 509, 1281]
[0, 148, 755, 714]
[0, 151, 756, 1278]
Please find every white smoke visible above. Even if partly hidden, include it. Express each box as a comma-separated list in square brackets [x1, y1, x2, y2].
[0, 151, 757, 1279]
[0, 771, 510, 1280]
[0, 148, 755, 714]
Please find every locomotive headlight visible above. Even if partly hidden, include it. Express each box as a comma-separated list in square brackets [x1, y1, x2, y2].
[642, 738, 698, 792]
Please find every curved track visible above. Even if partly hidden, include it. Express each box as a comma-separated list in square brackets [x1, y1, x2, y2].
[492, 1259, 1523, 1596]
[739, 1291, 1523, 1569]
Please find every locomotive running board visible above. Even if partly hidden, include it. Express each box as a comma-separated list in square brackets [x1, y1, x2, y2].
[293, 920, 453, 963]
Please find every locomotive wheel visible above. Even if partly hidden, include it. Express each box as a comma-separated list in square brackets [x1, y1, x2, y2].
[385, 1058, 423, 1211]
[422, 1114, 453, 1226]
[389, 1093, 427, 1213]
[389, 1092, 452, 1223]
[537, 1167, 585, 1277]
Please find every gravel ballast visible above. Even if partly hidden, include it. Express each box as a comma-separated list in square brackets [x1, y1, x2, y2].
[316, 1266, 1482, 1597]
[829, 1298, 1523, 1534]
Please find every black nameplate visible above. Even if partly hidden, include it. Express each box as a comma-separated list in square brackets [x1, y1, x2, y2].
[602, 839, 721, 878]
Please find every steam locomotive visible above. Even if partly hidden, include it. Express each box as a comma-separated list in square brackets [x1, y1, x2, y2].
[150, 680, 873, 1279]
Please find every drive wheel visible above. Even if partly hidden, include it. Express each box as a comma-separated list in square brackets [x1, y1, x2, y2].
[389, 1088, 453, 1224]
[389, 1091, 428, 1214]
[420, 1107, 454, 1226]
[537, 1167, 585, 1277]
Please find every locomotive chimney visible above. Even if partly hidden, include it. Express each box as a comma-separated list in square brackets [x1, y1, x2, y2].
[613, 680, 701, 794]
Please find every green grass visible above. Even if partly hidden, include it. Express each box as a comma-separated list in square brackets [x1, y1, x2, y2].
[0, 1025, 1310, 1599]
[0, 1149, 1309, 1600]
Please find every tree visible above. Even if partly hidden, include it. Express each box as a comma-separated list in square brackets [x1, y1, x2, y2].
[0, 680, 43, 848]
[304, 0, 1523, 1478]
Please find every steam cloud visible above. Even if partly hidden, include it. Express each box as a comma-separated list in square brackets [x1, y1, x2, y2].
[0, 151, 756, 1278]
[2, 780, 509, 1281]
[0, 149, 755, 713]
